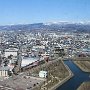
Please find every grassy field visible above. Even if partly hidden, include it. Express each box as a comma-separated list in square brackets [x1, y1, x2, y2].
[74, 57, 90, 61]
[27, 59, 70, 90]
[74, 59, 90, 72]
[77, 82, 90, 90]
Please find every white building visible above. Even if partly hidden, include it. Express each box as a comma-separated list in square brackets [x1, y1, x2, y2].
[5, 48, 18, 58]
[33, 45, 45, 50]
[39, 71, 47, 78]
[21, 57, 39, 67]
[0, 66, 10, 77]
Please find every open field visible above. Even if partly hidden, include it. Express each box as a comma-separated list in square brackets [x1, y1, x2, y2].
[0, 74, 44, 90]
[77, 82, 90, 90]
[74, 60, 90, 72]
[26, 59, 72, 90]
[74, 57, 90, 61]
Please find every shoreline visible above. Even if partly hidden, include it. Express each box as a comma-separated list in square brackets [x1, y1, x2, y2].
[77, 81, 90, 90]
[74, 61, 90, 73]
[49, 60, 74, 90]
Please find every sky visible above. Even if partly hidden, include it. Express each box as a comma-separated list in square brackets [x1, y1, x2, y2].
[0, 0, 90, 25]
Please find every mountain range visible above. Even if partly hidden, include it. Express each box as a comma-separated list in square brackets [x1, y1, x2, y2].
[0, 22, 90, 33]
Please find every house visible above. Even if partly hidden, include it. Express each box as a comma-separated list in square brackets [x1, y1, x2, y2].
[39, 71, 47, 78]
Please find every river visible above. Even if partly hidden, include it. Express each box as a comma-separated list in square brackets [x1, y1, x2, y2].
[56, 60, 90, 90]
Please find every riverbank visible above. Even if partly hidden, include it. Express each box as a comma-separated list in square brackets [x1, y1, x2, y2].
[74, 57, 90, 61]
[74, 61, 90, 72]
[77, 81, 90, 90]
[50, 60, 74, 90]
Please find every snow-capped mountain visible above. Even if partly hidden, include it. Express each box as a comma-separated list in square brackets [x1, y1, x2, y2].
[0, 21, 90, 33]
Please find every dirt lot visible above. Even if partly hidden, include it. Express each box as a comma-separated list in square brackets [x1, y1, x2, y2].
[0, 74, 44, 90]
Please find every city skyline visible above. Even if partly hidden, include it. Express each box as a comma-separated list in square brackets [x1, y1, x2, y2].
[0, 0, 90, 25]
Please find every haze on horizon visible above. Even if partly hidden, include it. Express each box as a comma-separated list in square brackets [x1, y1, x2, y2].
[0, 0, 90, 25]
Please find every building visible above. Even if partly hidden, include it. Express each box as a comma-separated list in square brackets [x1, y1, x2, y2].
[0, 66, 10, 77]
[4, 48, 18, 58]
[21, 57, 39, 67]
[39, 71, 47, 78]
[33, 45, 45, 50]
[54, 45, 65, 57]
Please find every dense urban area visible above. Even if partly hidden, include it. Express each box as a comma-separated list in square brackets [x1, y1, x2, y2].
[0, 22, 90, 90]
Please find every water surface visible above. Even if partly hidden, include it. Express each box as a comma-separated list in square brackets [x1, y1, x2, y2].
[56, 60, 90, 90]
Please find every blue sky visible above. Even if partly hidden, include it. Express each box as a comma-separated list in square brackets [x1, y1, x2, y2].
[0, 0, 90, 25]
